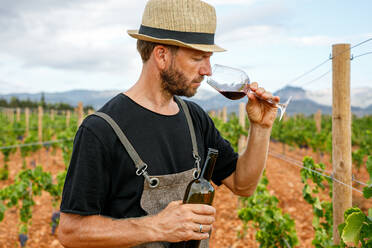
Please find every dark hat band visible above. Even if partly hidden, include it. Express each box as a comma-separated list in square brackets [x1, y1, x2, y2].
[139, 25, 215, 45]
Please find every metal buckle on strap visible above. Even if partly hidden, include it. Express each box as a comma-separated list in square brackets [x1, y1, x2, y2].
[193, 153, 201, 179]
[136, 164, 160, 188]
[136, 164, 148, 176]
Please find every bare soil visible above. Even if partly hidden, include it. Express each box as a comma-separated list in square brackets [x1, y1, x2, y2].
[0, 142, 370, 248]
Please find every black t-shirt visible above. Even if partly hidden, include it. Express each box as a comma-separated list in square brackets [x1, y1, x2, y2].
[60, 94, 238, 218]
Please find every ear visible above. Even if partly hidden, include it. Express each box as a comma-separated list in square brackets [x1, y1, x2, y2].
[152, 45, 173, 70]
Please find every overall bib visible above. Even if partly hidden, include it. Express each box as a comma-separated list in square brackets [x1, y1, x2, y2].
[93, 96, 209, 248]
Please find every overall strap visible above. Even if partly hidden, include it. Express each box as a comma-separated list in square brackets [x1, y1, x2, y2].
[175, 96, 201, 178]
[92, 112, 159, 188]
[92, 96, 200, 183]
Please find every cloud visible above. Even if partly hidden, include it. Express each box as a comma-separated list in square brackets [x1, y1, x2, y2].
[0, 0, 291, 75]
[289, 33, 372, 47]
[218, 25, 284, 44]
[289, 36, 337, 46]
[0, 79, 36, 94]
[204, 0, 256, 5]
[214, 1, 292, 48]
[0, 0, 144, 74]
[216, 1, 291, 31]
[1, 0, 370, 94]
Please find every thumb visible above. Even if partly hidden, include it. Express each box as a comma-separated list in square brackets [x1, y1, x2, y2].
[169, 200, 182, 206]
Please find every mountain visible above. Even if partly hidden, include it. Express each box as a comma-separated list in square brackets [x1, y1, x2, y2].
[1, 86, 372, 116]
[0, 89, 122, 110]
[272, 86, 372, 116]
[273, 86, 306, 102]
[306, 87, 372, 108]
[191, 86, 372, 116]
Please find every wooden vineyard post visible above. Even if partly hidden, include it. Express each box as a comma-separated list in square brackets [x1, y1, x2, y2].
[222, 106, 227, 123]
[77, 102, 83, 127]
[88, 109, 95, 115]
[238, 103, 246, 154]
[315, 109, 322, 162]
[5, 108, 8, 121]
[16, 108, 21, 122]
[50, 109, 55, 121]
[315, 109, 322, 133]
[332, 43, 352, 244]
[209, 110, 216, 118]
[282, 112, 288, 122]
[9, 108, 14, 124]
[217, 109, 222, 120]
[66, 110, 71, 128]
[25, 108, 30, 137]
[38, 106, 43, 142]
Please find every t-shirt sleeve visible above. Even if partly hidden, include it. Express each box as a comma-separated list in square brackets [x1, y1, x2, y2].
[60, 124, 111, 216]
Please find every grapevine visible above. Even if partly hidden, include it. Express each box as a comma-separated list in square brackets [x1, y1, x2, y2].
[300, 156, 335, 247]
[338, 156, 372, 247]
[238, 174, 299, 247]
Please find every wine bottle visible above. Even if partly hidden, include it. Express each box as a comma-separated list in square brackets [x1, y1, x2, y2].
[181, 148, 219, 248]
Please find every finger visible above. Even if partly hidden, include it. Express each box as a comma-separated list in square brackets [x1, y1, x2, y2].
[185, 204, 216, 216]
[255, 87, 265, 96]
[191, 214, 215, 225]
[194, 224, 212, 233]
[247, 92, 256, 101]
[190, 231, 210, 241]
[273, 95, 280, 103]
[250, 82, 258, 91]
[168, 200, 182, 207]
[262, 91, 272, 100]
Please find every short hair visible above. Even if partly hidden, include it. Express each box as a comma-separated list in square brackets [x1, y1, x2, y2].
[136, 40, 179, 63]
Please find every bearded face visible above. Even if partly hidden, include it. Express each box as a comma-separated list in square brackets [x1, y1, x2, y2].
[160, 60, 203, 97]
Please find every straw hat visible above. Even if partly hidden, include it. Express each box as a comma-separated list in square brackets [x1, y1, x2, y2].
[127, 0, 225, 52]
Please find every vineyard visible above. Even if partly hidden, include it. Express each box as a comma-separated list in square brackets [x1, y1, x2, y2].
[0, 106, 371, 247]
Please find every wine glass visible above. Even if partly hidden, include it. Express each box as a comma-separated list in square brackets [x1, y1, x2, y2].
[205, 64, 292, 121]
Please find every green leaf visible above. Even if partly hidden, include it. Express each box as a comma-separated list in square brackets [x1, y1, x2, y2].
[314, 197, 322, 210]
[361, 222, 372, 240]
[366, 156, 372, 181]
[341, 212, 365, 246]
[338, 223, 346, 237]
[363, 186, 372, 199]
[313, 215, 320, 227]
[0, 202, 6, 221]
[19, 224, 28, 234]
[344, 207, 362, 219]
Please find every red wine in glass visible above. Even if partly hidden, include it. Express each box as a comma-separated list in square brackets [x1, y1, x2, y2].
[218, 90, 246, 100]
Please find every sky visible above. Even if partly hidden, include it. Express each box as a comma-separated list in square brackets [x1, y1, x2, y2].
[0, 0, 371, 94]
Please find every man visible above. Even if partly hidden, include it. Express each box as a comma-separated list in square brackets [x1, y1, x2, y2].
[58, 0, 279, 247]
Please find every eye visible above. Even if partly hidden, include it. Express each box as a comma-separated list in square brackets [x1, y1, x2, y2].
[193, 57, 203, 61]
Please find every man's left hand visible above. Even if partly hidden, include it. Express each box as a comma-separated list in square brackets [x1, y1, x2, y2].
[245, 82, 280, 129]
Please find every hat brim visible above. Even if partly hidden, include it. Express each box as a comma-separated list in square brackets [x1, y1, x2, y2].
[127, 29, 226, 53]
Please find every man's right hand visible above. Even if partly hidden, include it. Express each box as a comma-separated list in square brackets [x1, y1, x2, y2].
[151, 200, 216, 243]
[58, 201, 216, 248]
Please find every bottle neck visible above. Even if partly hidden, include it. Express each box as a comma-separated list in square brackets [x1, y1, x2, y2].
[199, 148, 218, 181]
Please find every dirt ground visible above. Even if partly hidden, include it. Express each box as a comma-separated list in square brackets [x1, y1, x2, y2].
[0, 142, 370, 248]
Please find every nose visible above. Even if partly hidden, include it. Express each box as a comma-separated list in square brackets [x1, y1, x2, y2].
[199, 58, 212, 76]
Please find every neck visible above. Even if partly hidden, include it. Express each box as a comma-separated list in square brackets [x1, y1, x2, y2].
[124, 62, 179, 115]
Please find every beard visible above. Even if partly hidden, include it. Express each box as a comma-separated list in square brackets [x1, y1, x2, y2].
[160, 64, 203, 98]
